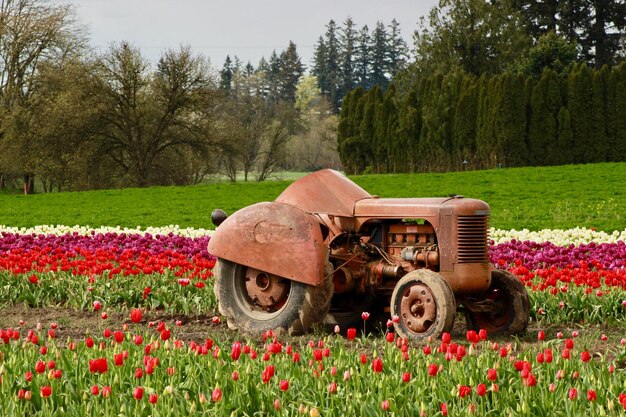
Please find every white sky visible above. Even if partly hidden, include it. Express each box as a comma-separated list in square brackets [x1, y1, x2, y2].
[64, 0, 438, 70]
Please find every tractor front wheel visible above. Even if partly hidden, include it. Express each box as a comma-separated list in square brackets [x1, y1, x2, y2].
[464, 269, 530, 335]
[390, 269, 456, 341]
[213, 259, 333, 335]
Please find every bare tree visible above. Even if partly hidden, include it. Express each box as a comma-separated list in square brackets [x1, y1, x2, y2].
[0, 0, 84, 193]
[93, 43, 217, 187]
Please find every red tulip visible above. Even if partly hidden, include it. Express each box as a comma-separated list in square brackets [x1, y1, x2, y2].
[133, 386, 144, 400]
[440, 402, 448, 416]
[372, 358, 383, 373]
[114, 331, 124, 343]
[130, 308, 142, 323]
[93, 300, 101, 311]
[35, 361, 46, 374]
[212, 387, 222, 402]
[587, 389, 597, 401]
[91, 385, 99, 396]
[538, 330, 545, 341]
[347, 328, 357, 341]
[581, 351, 591, 362]
[231, 342, 241, 361]
[568, 387, 578, 400]
[381, 400, 390, 411]
[402, 372, 411, 383]
[102, 386, 112, 398]
[328, 382, 337, 394]
[40, 386, 52, 398]
[149, 393, 158, 404]
[386, 332, 395, 343]
[85, 337, 94, 348]
[459, 385, 471, 398]
[428, 363, 439, 377]
[361, 311, 370, 321]
[279, 380, 289, 391]
[477, 383, 487, 396]
[487, 368, 497, 381]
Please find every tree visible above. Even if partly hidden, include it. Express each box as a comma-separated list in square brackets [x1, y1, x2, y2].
[277, 41, 304, 104]
[220, 55, 234, 93]
[93, 43, 215, 187]
[414, 0, 531, 76]
[387, 19, 409, 77]
[312, 20, 341, 111]
[516, 32, 578, 77]
[370, 22, 389, 89]
[0, 0, 84, 193]
[354, 25, 372, 89]
[580, 0, 626, 68]
[338, 17, 357, 103]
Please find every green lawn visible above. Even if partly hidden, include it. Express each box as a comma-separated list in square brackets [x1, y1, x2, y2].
[1, 163, 624, 231]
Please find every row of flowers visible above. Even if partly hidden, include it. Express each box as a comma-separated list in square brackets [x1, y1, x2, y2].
[1, 317, 626, 416]
[2, 225, 626, 245]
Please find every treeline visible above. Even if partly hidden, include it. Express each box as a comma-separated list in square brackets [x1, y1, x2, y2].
[336, 0, 626, 174]
[338, 63, 626, 174]
[0, 0, 340, 193]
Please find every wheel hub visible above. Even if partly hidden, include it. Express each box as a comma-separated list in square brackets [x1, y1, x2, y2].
[244, 268, 290, 311]
[400, 283, 437, 333]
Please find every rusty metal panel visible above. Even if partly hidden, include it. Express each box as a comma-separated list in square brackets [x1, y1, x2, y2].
[276, 169, 370, 217]
[208, 202, 326, 286]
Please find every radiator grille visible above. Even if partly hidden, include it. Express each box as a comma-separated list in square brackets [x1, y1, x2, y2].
[457, 215, 489, 263]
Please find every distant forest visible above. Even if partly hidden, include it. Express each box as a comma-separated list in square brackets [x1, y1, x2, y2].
[1, 0, 625, 192]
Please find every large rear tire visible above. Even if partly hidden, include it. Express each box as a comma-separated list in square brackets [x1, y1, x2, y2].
[213, 259, 333, 335]
[465, 269, 530, 335]
[390, 269, 456, 341]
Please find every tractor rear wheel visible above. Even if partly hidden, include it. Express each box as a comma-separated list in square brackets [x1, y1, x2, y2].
[465, 269, 530, 335]
[390, 269, 456, 341]
[213, 259, 333, 335]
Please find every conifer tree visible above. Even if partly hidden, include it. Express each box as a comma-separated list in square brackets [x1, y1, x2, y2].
[370, 22, 389, 90]
[567, 64, 594, 163]
[338, 18, 357, 104]
[590, 67, 609, 162]
[354, 25, 372, 89]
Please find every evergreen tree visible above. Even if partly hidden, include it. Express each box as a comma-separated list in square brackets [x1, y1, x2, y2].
[590, 67, 609, 161]
[556, 106, 574, 164]
[567, 64, 594, 163]
[360, 86, 381, 172]
[606, 63, 626, 161]
[387, 19, 409, 78]
[338, 18, 357, 104]
[277, 41, 304, 104]
[394, 87, 422, 172]
[267, 51, 281, 103]
[220, 55, 234, 93]
[453, 75, 479, 169]
[527, 68, 561, 165]
[370, 22, 389, 89]
[354, 25, 372, 89]
[491, 73, 528, 167]
[580, 0, 626, 68]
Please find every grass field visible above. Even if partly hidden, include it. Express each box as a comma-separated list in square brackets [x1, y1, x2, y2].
[1, 163, 624, 231]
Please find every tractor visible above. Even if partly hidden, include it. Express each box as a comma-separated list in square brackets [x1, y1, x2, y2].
[208, 169, 530, 340]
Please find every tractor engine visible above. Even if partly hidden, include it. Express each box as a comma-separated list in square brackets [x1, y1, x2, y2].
[328, 220, 439, 296]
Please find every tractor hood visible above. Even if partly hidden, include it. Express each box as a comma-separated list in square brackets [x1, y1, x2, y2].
[276, 169, 371, 217]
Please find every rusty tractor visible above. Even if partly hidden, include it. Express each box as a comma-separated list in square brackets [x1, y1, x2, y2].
[208, 169, 530, 340]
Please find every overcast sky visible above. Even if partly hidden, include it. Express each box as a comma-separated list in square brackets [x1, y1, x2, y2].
[65, 0, 438, 70]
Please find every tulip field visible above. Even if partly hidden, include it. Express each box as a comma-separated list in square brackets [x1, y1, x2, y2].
[0, 223, 625, 416]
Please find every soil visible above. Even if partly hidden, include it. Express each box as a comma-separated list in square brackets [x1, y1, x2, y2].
[0, 303, 621, 363]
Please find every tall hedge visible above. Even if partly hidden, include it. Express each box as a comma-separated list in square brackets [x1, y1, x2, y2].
[337, 62, 626, 173]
